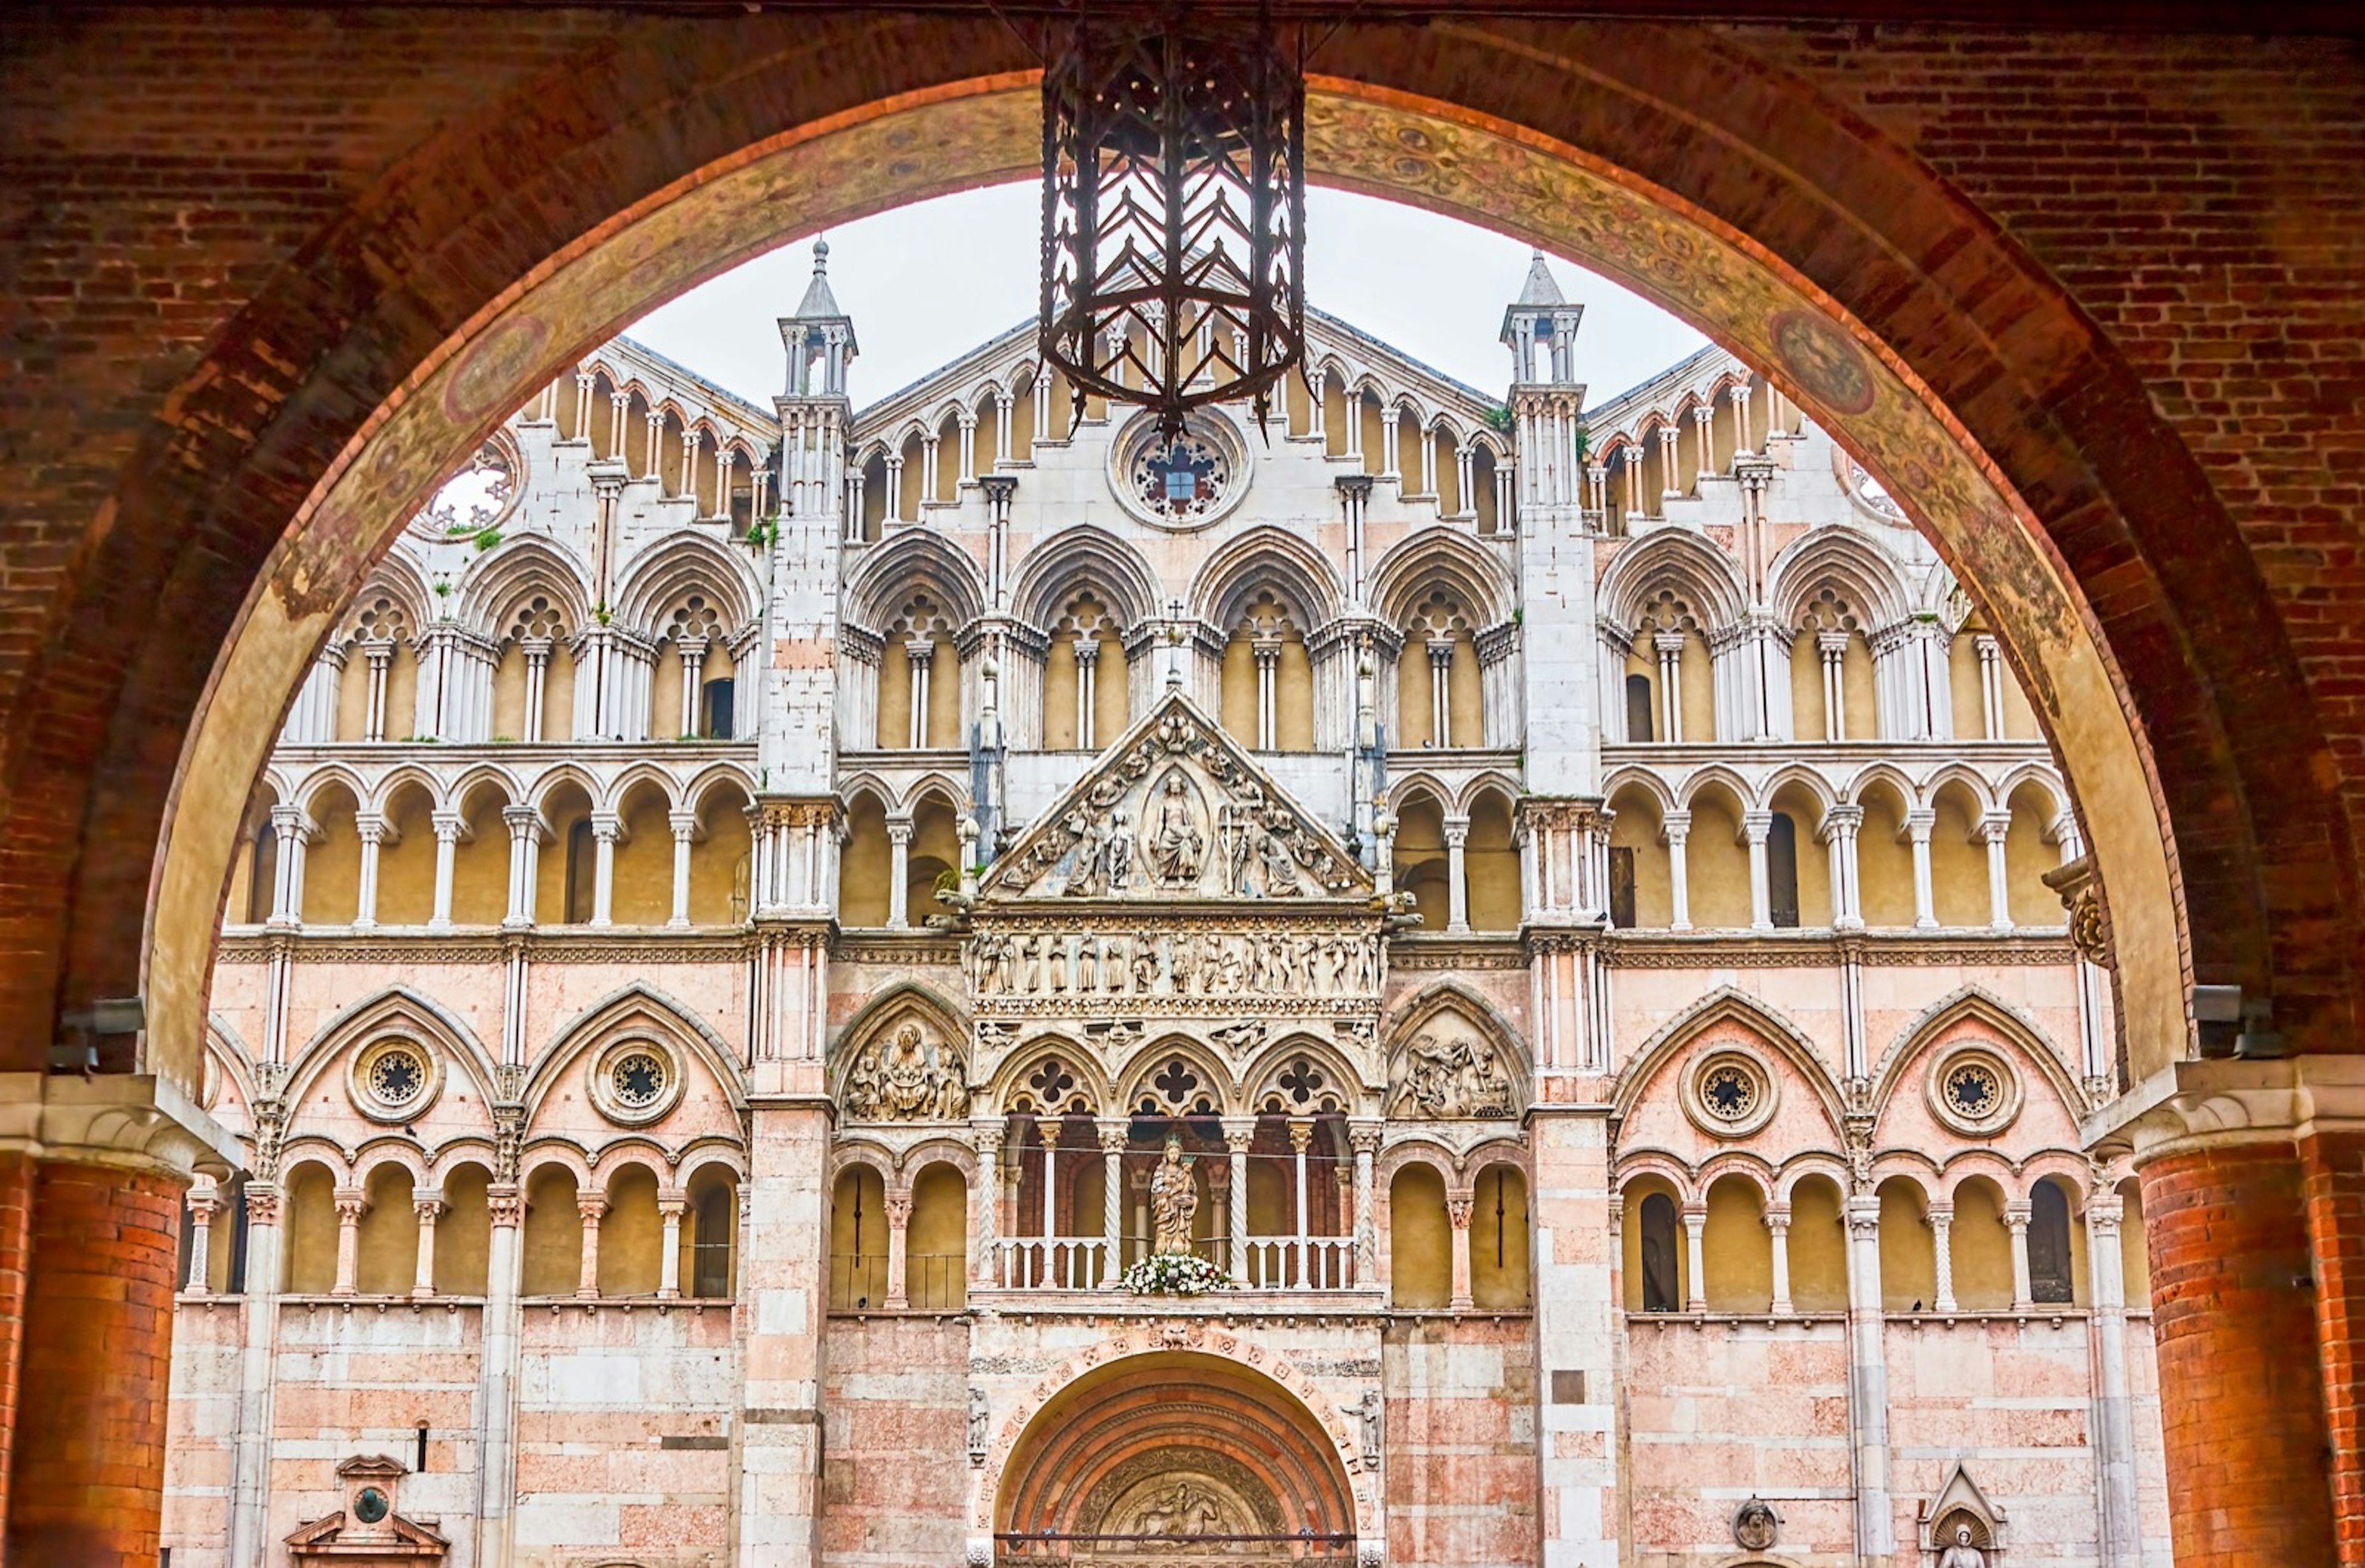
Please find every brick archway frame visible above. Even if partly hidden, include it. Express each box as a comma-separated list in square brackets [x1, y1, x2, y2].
[2, 15, 2356, 1566]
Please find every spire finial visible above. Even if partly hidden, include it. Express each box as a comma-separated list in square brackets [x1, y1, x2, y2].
[812, 237, 830, 270]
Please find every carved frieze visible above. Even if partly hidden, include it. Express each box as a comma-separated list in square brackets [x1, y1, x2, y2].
[969, 919, 1383, 1017]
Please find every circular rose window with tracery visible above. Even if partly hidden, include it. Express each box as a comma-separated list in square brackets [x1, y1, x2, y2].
[1109, 411, 1251, 530]
[350, 1037, 443, 1124]
[1928, 1045, 2021, 1136]
[1681, 1047, 1777, 1139]
[589, 1038, 684, 1126]
[612, 1051, 668, 1110]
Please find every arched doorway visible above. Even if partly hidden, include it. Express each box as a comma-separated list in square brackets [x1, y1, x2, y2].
[993, 1352, 1360, 1568]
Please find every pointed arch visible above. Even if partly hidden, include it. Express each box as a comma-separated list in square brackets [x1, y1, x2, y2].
[1117, 1035, 1240, 1117]
[1188, 523, 1346, 633]
[1612, 986, 1845, 1130]
[1596, 528, 1749, 637]
[1384, 978, 1534, 1117]
[1766, 523, 1914, 631]
[831, 980, 971, 1085]
[455, 533, 592, 637]
[523, 981, 747, 1120]
[991, 1032, 1109, 1116]
[1006, 523, 1165, 636]
[283, 984, 501, 1111]
[1240, 1033, 1377, 1113]
[338, 552, 435, 644]
[1866, 984, 2085, 1122]
[612, 529, 762, 637]
[1367, 525, 1519, 631]
[843, 527, 988, 632]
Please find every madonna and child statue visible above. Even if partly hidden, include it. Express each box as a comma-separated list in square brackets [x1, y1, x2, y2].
[1149, 1136, 1200, 1255]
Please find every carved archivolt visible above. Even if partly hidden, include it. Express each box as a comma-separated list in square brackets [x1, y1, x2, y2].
[842, 1022, 970, 1123]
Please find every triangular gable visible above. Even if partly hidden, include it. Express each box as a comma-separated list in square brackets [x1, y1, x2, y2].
[985, 690, 1372, 905]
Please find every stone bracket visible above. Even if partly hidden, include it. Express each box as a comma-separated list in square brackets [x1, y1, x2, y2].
[2082, 1054, 2365, 1164]
[0, 1070, 243, 1181]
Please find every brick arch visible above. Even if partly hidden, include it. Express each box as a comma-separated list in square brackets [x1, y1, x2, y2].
[17, 18, 2338, 1118]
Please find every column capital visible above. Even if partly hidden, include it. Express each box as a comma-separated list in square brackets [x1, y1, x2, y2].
[576, 1195, 610, 1224]
[1740, 809, 1774, 844]
[1651, 629, 1688, 655]
[669, 810, 702, 842]
[1659, 810, 1692, 844]
[1761, 1205, 1792, 1232]
[589, 811, 625, 843]
[1287, 1117, 1317, 1152]
[413, 1197, 447, 1223]
[1221, 1115, 1258, 1154]
[1902, 809, 1936, 843]
[1096, 1118, 1130, 1154]
[2001, 1198, 2034, 1229]
[1819, 804, 1864, 838]
[332, 1187, 369, 1221]
[1976, 810, 2015, 844]
[1445, 1194, 1474, 1229]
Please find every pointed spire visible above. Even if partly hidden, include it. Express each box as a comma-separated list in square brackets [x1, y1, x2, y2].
[1515, 248, 1566, 307]
[793, 237, 843, 320]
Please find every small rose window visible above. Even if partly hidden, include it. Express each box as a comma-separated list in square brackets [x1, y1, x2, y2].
[1701, 1062, 1758, 1122]
[369, 1049, 426, 1108]
[612, 1051, 668, 1110]
[1945, 1061, 2002, 1120]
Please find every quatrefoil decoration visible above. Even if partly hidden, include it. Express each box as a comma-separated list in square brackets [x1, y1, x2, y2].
[1152, 1059, 1199, 1107]
[1277, 1057, 1324, 1107]
[1029, 1057, 1077, 1107]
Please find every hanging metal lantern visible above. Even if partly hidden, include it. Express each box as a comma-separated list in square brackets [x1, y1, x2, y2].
[1040, 6, 1306, 442]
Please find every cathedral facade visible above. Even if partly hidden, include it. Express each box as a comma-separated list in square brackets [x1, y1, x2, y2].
[163, 248, 2169, 1568]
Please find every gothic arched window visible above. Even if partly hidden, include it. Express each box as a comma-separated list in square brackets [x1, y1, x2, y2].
[1768, 811, 1801, 929]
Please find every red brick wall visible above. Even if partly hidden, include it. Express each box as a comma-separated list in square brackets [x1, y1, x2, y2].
[2141, 1144, 2336, 1567]
[4, 1163, 182, 1566]
[2305, 1131, 2365, 1567]
[0, 1150, 33, 1540]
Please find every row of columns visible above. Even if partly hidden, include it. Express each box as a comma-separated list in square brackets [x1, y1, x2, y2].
[573, 378, 751, 520]
[968, 1118, 1385, 1290]
[188, 1181, 704, 1302]
[1667, 1194, 2048, 1317]
[1619, 613, 1957, 745]
[1651, 802, 2036, 931]
[262, 801, 719, 931]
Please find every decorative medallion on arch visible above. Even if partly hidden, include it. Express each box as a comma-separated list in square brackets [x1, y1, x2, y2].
[992, 1351, 1360, 1568]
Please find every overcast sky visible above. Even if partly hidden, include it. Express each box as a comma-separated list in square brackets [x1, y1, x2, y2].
[628, 182, 1710, 414]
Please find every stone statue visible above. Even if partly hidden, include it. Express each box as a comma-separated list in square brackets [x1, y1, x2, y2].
[966, 1387, 989, 1466]
[1147, 774, 1206, 887]
[1148, 1135, 1200, 1255]
[1102, 809, 1133, 892]
[1066, 810, 1107, 896]
[1936, 1523, 1988, 1568]
[1257, 826, 1302, 895]
[1359, 1387, 1382, 1470]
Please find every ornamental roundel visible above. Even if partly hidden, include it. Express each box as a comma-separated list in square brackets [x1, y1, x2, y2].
[350, 1036, 443, 1124]
[1680, 1045, 1778, 1139]
[1109, 410, 1251, 530]
[1926, 1043, 2022, 1137]
[587, 1037, 685, 1127]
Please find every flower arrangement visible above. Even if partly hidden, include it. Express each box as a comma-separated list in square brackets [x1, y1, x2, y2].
[1119, 1253, 1236, 1296]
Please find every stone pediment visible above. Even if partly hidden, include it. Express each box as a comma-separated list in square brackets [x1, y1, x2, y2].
[987, 692, 1372, 906]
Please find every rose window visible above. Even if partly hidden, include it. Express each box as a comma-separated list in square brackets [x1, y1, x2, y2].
[1700, 1063, 1759, 1122]
[368, 1048, 426, 1109]
[611, 1051, 668, 1110]
[1946, 1062, 2002, 1120]
[1131, 432, 1230, 522]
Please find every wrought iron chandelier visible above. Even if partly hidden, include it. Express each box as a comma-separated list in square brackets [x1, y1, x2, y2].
[1040, 6, 1308, 442]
